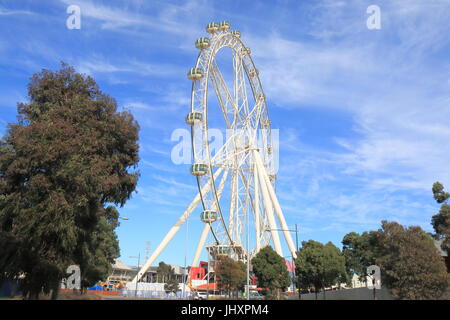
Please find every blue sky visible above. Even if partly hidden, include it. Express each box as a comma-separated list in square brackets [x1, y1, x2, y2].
[1, 0, 450, 268]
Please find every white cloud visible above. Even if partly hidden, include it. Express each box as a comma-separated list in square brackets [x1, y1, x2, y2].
[59, 0, 210, 39]
[0, 7, 34, 16]
[76, 57, 182, 78]
[245, 0, 450, 195]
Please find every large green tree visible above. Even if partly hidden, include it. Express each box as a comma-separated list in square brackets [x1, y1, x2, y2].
[373, 221, 450, 300]
[77, 206, 121, 292]
[251, 246, 290, 299]
[342, 231, 377, 284]
[155, 262, 179, 293]
[156, 261, 175, 283]
[431, 182, 450, 255]
[295, 240, 347, 299]
[214, 255, 246, 298]
[0, 64, 139, 299]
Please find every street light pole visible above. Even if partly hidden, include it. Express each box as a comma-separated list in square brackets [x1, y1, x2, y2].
[265, 226, 299, 253]
[182, 217, 189, 299]
[129, 253, 140, 297]
[136, 253, 140, 296]
[246, 201, 250, 300]
[207, 250, 210, 300]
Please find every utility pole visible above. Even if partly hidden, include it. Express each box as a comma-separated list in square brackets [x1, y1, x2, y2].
[145, 241, 152, 261]
[246, 201, 250, 300]
[207, 249, 210, 300]
[182, 218, 189, 299]
[294, 224, 299, 294]
[129, 253, 141, 297]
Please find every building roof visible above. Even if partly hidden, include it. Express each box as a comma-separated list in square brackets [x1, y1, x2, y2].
[434, 239, 448, 257]
[113, 259, 134, 271]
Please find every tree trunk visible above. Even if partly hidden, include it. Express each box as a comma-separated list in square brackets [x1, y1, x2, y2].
[28, 291, 39, 300]
[51, 278, 61, 300]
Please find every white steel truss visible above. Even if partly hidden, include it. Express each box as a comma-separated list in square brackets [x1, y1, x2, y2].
[132, 23, 296, 284]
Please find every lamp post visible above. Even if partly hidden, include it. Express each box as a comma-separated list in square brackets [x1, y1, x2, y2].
[182, 217, 189, 299]
[246, 200, 250, 301]
[265, 224, 299, 251]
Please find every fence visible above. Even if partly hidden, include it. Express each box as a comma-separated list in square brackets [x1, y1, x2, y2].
[299, 287, 392, 300]
[119, 289, 193, 299]
[0, 280, 21, 297]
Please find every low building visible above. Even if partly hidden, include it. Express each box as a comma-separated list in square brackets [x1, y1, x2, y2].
[105, 259, 136, 290]
[434, 239, 450, 273]
[140, 265, 187, 283]
[350, 274, 366, 289]
[105, 259, 188, 290]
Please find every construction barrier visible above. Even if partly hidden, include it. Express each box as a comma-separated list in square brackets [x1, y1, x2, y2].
[119, 290, 192, 299]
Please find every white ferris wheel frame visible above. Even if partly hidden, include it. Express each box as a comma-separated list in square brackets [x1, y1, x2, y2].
[132, 24, 296, 284]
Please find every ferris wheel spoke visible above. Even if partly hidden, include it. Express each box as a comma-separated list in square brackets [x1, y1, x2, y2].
[210, 59, 236, 127]
[233, 51, 249, 128]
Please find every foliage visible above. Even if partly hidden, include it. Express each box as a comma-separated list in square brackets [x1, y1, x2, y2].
[164, 278, 179, 293]
[432, 182, 450, 204]
[155, 262, 179, 293]
[76, 206, 121, 290]
[295, 240, 347, 297]
[0, 64, 140, 298]
[156, 261, 175, 283]
[214, 255, 246, 297]
[251, 246, 290, 298]
[342, 231, 378, 283]
[431, 182, 450, 255]
[373, 221, 450, 300]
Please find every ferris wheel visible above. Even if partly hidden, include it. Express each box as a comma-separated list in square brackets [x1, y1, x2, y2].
[133, 22, 297, 283]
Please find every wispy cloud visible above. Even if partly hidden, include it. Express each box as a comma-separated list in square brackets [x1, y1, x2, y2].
[0, 7, 34, 16]
[2, 0, 449, 259]
[76, 57, 183, 78]
[59, 0, 210, 39]
[248, 0, 450, 194]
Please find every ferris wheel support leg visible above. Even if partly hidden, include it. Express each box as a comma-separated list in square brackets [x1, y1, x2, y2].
[228, 169, 237, 241]
[254, 151, 283, 256]
[191, 168, 229, 269]
[254, 151, 298, 259]
[131, 167, 224, 283]
[191, 223, 210, 269]
[253, 163, 261, 253]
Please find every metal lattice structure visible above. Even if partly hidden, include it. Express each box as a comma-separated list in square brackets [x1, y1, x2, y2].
[132, 22, 296, 283]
